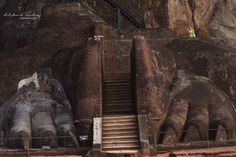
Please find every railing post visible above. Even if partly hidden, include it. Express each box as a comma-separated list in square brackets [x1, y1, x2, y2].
[138, 115, 150, 156]
[93, 117, 102, 149]
[117, 8, 122, 30]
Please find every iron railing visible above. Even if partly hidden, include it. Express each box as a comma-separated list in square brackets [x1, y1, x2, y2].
[104, 0, 145, 27]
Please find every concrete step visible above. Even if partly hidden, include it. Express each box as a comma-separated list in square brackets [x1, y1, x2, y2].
[104, 99, 134, 103]
[102, 142, 140, 148]
[103, 83, 132, 87]
[102, 150, 139, 153]
[103, 88, 133, 92]
[104, 104, 136, 109]
[102, 125, 138, 131]
[103, 103, 134, 107]
[103, 115, 136, 119]
[103, 91, 132, 94]
[103, 91, 132, 95]
[103, 105, 135, 110]
[102, 140, 139, 144]
[104, 84, 131, 87]
[219, 153, 236, 157]
[102, 145, 140, 151]
[103, 110, 135, 114]
[104, 80, 132, 83]
[103, 94, 133, 98]
[103, 117, 137, 123]
[103, 84, 132, 88]
[103, 131, 139, 137]
[102, 137, 140, 143]
[103, 109, 135, 114]
[102, 135, 139, 140]
[103, 122, 137, 127]
[103, 96, 134, 101]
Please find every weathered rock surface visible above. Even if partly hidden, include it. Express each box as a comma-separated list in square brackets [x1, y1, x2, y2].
[0, 3, 94, 106]
[160, 70, 236, 144]
[167, 0, 236, 48]
[0, 68, 78, 149]
[167, 0, 193, 35]
[0, 0, 49, 52]
[0, 1, 236, 151]
[133, 36, 236, 147]
[0, 0, 5, 9]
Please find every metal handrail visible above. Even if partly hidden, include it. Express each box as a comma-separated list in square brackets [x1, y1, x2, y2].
[104, 0, 145, 27]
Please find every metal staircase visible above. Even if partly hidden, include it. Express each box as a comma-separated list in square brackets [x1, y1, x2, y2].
[103, 0, 145, 28]
[101, 79, 140, 153]
[103, 79, 136, 115]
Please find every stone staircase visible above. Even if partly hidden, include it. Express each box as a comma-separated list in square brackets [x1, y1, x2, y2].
[102, 115, 140, 153]
[103, 79, 136, 115]
[102, 80, 140, 153]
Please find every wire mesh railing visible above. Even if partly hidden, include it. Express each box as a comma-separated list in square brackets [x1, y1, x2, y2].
[0, 135, 92, 156]
[152, 127, 236, 153]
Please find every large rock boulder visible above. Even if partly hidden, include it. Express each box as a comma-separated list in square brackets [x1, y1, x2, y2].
[167, 0, 236, 48]
[167, 0, 193, 35]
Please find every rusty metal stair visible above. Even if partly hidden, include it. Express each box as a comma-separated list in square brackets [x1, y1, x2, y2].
[103, 79, 136, 115]
[103, 0, 145, 28]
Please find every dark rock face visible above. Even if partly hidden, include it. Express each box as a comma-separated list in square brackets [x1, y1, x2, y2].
[0, 3, 94, 106]
[0, 3, 98, 148]
[161, 70, 236, 144]
[0, 68, 78, 149]
[0, 0, 51, 53]
[166, 0, 236, 48]
[0, 0, 236, 152]
[133, 36, 236, 149]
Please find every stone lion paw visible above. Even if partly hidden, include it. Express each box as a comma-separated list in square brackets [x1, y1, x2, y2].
[0, 68, 79, 149]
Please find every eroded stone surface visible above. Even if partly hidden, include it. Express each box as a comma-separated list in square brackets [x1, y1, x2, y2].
[0, 1, 236, 151]
[0, 68, 78, 149]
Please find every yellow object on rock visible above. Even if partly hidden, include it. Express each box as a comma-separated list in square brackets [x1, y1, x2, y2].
[187, 26, 196, 38]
